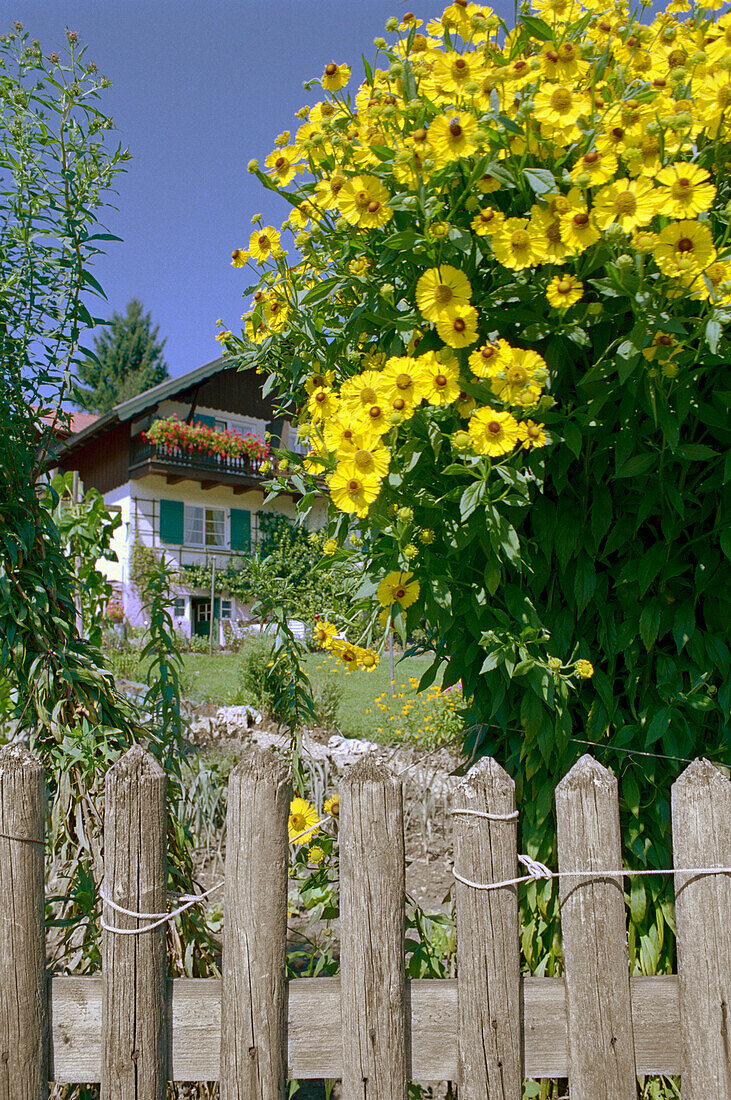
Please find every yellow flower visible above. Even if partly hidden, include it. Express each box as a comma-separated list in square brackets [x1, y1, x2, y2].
[264, 146, 303, 187]
[415, 265, 472, 322]
[593, 179, 657, 232]
[329, 465, 382, 517]
[314, 620, 338, 648]
[491, 218, 546, 271]
[435, 304, 479, 349]
[653, 220, 716, 277]
[575, 659, 594, 679]
[471, 206, 505, 236]
[429, 112, 479, 166]
[336, 436, 390, 479]
[308, 845, 325, 864]
[324, 794, 339, 819]
[654, 163, 716, 220]
[249, 226, 282, 262]
[419, 351, 462, 404]
[382, 356, 427, 407]
[359, 648, 380, 671]
[338, 175, 393, 229]
[468, 408, 521, 457]
[315, 173, 348, 212]
[546, 274, 583, 309]
[469, 339, 510, 379]
[534, 84, 591, 131]
[331, 637, 361, 669]
[288, 797, 320, 844]
[517, 420, 547, 449]
[377, 571, 420, 609]
[559, 208, 600, 253]
[321, 61, 350, 91]
[490, 346, 548, 406]
[307, 387, 339, 422]
[419, 528, 435, 544]
[322, 538, 339, 555]
[570, 149, 618, 188]
[231, 248, 249, 268]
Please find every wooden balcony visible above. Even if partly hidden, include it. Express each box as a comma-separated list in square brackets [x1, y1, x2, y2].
[129, 437, 267, 493]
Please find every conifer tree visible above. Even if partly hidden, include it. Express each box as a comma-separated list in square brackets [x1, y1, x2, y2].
[73, 298, 169, 413]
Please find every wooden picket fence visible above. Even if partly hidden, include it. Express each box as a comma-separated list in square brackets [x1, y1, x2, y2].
[0, 741, 729, 1099]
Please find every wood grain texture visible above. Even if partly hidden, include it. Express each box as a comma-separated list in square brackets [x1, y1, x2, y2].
[0, 743, 47, 1100]
[340, 758, 407, 1100]
[555, 754, 637, 1100]
[102, 745, 168, 1099]
[453, 757, 521, 1098]
[220, 746, 290, 1100]
[48, 974, 683, 1082]
[671, 759, 731, 1100]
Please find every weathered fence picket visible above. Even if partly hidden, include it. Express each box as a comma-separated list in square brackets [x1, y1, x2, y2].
[0, 742, 728, 1098]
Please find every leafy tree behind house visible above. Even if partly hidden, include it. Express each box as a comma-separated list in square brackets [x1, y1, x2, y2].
[73, 297, 169, 413]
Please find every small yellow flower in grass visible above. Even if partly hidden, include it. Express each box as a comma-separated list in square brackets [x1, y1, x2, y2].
[231, 249, 249, 268]
[468, 408, 521, 457]
[546, 274, 583, 309]
[415, 265, 472, 322]
[377, 571, 420, 609]
[575, 659, 594, 679]
[436, 304, 480, 349]
[324, 793, 339, 819]
[321, 61, 350, 91]
[359, 648, 380, 670]
[288, 797, 320, 844]
[308, 844, 325, 864]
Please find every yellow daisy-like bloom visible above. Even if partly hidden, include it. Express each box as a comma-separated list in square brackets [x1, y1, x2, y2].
[321, 61, 350, 91]
[353, 401, 392, 436]
[654, 164, 716, 220]
[322, 539, 339, 555]
[376, 571, 420, 610]
[491, 218, 547, 271]
[490, 346, 548, 406]
[264, 146, 303, 187]
[477, 171, 502, 195]
[288, 797, 320, 844]
[304, 369, 336, 395]
[336, 436, 390, 479]
[471, 206, 505, 236]
[642, 332, 681, 363]
[314, 173, 347, 212]
[249, 226, 282, 263]
[428, 112, 479, 165]
[430, 51, 483, 96]
[435, 304, 479, 349]
[329, 465, 382, 518]
[419, 352, 462, 406]
[631, 230, 658, 254]
[693, 260, 731, 304]
[415, 265, 472, 322]
[359, 649, 379, 671]
[653, 220, 716, 278]
[307, 387, 339, 422]
[570, 149, 618, 188]
[337, 175, 392, 229]
[324, 794, 339, 819]
[559, 208, 600, 253]
[308, 845, 325, 864]
[381, 356, 427, 406]
[331, 637, 361, 669]
[340, 370, 386, 413]
[593, 179, 658, 232]
[231, 248, 249, 268]
[530, 209, 575, 265]
[518, 420, 547, 449]
[575, 659, 594, 679]
[468, 408, 521, 457]
[468, 339, 510, 379]
[534, 84, 591, 130]
[546, 274, 583, 309]
[313, 620, 338, 648]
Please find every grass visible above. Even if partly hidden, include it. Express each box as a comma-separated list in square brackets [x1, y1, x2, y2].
[177, 647, 441, 742]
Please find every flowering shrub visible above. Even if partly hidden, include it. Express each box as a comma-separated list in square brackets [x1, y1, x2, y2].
[144, 414, 269, 462]
[224, 0, 731, 1002]
[374, 676, 464, 747]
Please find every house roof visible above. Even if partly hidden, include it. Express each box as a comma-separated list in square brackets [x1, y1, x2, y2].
[41, 410, 99, 437]
[53, 356, 229, 457]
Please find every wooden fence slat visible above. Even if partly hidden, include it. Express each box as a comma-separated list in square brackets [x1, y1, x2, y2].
[555, 754, 637, 1099]
[0, 743, 47, 1100]
[340, 758, 406, 1100]
[453, 756, 521, 1098]
[102, 744, 167, 1099]
[671, 758, 731, 1100]
[220, 746, 290, 1100]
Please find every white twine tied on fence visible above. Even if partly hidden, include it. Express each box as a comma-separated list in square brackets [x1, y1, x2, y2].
[98, 816, 331, 935]
[450, 806, 731, 890]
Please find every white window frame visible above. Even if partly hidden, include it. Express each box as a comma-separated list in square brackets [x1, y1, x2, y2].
[220, 599, 233, 620]
[171, 596, 187, 619]
[184, 505, 227, 548]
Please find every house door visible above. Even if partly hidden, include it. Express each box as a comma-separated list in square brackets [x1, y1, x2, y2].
[192, 597, 220, 638]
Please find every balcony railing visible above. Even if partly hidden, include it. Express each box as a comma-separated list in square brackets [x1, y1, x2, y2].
[129, 437, 267, 480]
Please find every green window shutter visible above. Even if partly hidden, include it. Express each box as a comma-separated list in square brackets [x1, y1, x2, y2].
[230, 508, 251, 553]
[266, 417, 285, 445]
[159, 499, 184, 544]
[194, 414, 216, 428]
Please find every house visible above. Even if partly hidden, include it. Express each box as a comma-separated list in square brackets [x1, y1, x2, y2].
[52, 357, 324, 640]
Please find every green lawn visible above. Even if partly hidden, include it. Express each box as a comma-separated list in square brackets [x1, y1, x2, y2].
[179, 648, 438, 741]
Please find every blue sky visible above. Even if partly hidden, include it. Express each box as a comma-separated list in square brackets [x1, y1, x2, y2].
[9, 1, 513, 381]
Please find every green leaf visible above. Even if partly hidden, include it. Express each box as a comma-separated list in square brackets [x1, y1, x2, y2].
[615, 453, 655, 478]
[523, 167, 555, 195]
[563, 420, 582, 458]
[574, 555, 596, 615]
[639, 601, 662, 650]
[520, 14, 555, 39]
[705, 319, 722, 354]
[460, 480, 485, 520]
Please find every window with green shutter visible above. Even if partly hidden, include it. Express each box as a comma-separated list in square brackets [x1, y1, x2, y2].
[230, 508, 251, 553]
[159, 499, 184, 544]
[193, 413, 216, 428]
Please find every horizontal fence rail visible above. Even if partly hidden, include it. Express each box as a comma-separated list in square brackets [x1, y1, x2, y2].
[0, 742, 729, 1099]
[129, 438, 267, 478]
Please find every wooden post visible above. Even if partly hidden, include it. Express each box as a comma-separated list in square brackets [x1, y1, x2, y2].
[220, 746, 290, 1100]
[671, 758, 731, 1099]
[102, 745, 168, 1099]
[555, 754, 637, 1099]
[0, 743, 47, 1100]
[453, 757, 521, 1098]
[208, 557, 216, 657]
[340, 757, 406, 1100]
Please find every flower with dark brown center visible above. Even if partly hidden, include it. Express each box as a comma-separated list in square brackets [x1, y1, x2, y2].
[394, 586, 407, 599]
[677, 237, 693, 253]
[258, 234, 270, 249]
[487, 421, 502, 435]
[396, 372, 412, 390]
[435, 373, 447, 388]
[369, 406, 382, 419]
[275, 156, 286, 170]
[392, 398, 406, 411]
[348, 478, 361, 493]
[325, 63, 338, 76]
[573, 212, 589, 227]
[583, 151, 599, 165]
[368, 200, 381, 213]
[449, 118, 463, 137]
[453, 319, 466, 333]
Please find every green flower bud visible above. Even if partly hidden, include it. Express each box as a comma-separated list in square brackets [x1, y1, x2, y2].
[389, 62, 403, 79]
[398, 505, 414, 521]
[335, 216, 349, 232]
[374, 36, 387, 48]
[385, 16, 399, 32]
[247, 158, 259, 173]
